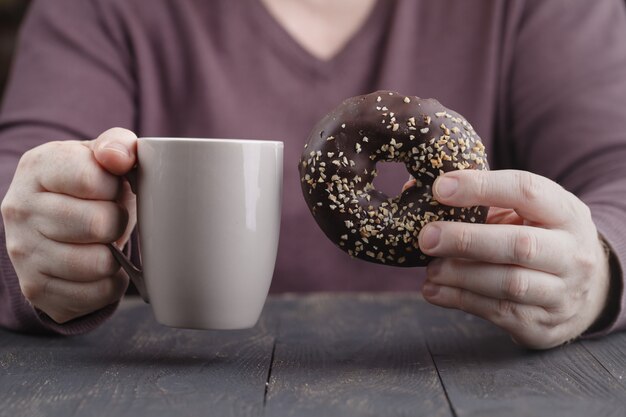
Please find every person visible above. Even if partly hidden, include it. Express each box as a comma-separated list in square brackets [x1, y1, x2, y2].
[0, 0, 625, 349]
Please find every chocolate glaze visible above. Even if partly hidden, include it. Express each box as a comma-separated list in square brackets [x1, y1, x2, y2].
[299, 91, 489, 267]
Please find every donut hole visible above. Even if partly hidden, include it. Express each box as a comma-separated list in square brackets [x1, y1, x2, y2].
[371, 160, 412, 198]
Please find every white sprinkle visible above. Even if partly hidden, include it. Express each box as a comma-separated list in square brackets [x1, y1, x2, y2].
[403, 97, 411, 103]
[341, 123, 346, 128]
[420, 127, 430, 134]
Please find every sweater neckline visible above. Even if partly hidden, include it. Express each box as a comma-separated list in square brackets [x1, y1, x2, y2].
[246, 0, 389, 77]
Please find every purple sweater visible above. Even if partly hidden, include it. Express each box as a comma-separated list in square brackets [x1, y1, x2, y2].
[1, 0, 626, 335]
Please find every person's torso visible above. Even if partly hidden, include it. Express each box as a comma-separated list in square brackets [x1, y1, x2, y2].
[111, 0, 520, 291]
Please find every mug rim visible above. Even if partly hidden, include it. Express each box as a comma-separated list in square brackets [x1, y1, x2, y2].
[139, 137, 283, 146]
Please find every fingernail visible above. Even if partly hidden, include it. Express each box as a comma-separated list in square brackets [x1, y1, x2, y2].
[422, 283, 440, 297]
[420, 225, 441, 250]
[102, 142, 130, 157]
[435, 177, 458, 198]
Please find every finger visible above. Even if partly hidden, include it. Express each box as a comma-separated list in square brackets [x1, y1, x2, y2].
[115, 180, 137, 247]
[432, 170, 582, 227]
[88, 127, 138, 176]
[27, 271, 128, 324]
[419, 222, 570, 274]
[401, 175, 417, 193]
[427, 259, 565, 308]
[34, 192, 128, 243]
[35, 240, 121, 282]
[29, 141, 121, 200]
[421, 283, 553, 345]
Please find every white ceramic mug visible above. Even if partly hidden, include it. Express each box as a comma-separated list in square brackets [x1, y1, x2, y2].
[109, 137, 283, 330]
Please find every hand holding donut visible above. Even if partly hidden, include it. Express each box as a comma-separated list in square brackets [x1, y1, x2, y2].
[418, 169, 611, 349]
[302, 91, 611, 350]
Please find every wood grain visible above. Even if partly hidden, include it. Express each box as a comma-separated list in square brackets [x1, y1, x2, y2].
[418, 301, 626, 417]
[582, 332, 626, 390]
[263, 293, 453, 417]
[1, 294, 625, 417]
[0, 298, 275, 417]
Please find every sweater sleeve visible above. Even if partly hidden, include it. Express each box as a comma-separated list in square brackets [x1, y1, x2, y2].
[0, 0, 136, 334]
[505, 0, 626, 336]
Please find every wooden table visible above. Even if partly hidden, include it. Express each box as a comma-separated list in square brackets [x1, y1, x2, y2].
[1, 294, 625, 417]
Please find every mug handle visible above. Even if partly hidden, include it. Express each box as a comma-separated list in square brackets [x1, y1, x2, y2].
[107, 243, 150, 303]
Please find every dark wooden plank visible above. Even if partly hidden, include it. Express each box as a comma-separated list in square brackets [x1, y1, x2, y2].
[0, 297, 275, 417]
[264, 293, 453, 417]
[418, 300, 626, 417]
[3, 293, 625, 417]
[582, 332, 626, 390]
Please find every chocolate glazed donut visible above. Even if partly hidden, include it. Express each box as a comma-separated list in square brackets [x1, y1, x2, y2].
[299, 91, 489, 267]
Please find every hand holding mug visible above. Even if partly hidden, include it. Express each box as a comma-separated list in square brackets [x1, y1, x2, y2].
[1, 128, 138, 323]
[2, 129, 283, 330]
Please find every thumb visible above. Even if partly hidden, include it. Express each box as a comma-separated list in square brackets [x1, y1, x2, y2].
[89, 127, 138, 176]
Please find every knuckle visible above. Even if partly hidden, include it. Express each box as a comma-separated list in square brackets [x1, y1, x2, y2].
[475, 171, 491, 199]
[457, 290, 470, 311]
[20, 142, 60, 171]
[572, 249, 596, 273]
[6, 239, 28, 261]
[550, 303, 575, 323]
[20, 279, 43, 303]
[17, 148, 40, 170]
[95, 248, 121, 277]
[455, 227, 473, 255]
[1, 197, 29, 223]
[517, 171, 541, 203]
[511, 230, 538, 264]
[534, 326, 567, 349]
[502, 268, 529, 301]
[85, 208, 118, 242]
[495, 298, 516, 318]
[75, 165, 101, 197]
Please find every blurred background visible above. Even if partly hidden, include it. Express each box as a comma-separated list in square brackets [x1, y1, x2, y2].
[0, 0, 30, 99]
